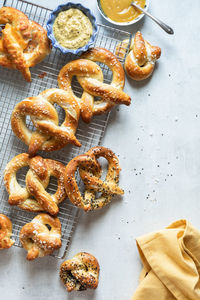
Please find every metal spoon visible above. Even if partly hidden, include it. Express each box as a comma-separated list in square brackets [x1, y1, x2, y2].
[131, 1, 174, 35]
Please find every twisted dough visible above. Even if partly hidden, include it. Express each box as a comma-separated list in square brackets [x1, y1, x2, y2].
[116, 31, 161, 81]
[11, 88, 81, 156]
[4, 153, 66, 215]
[58, 47, 131, 123]
[0, 214, 14, 249]
[20, 213, 61, 260]
[60, 252, 100, 292]
[65, 146, 124, 211]
[0, 7, 51, 82]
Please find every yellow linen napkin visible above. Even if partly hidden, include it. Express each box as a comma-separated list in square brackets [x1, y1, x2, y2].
[131, 220, 200, 300]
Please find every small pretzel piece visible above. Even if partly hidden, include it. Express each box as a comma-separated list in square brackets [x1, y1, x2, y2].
[65, 146, 124, 211]
[0, 7, 51, 82]
[58, 47, 131, 123]
[20, 213, 62, 260]
[0, 214, 14, 249]
[4, 153, 66, 215]
[11, 88, 81, 156]
[116, 32, 161, 81]
[60, 252, 100, 292]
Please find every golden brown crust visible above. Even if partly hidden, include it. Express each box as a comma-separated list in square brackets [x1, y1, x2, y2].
[64, 146, 124, 211]
[0, 7, 51, 82]
[11, 88, 81, 156]
[60, 252, 100, 292]
[20, 213, 61, 260]
[0, 214, 15, 249]
[58, 47, 131, 123]
[116, 32, 161, 81]
[4, 153, 66, 215]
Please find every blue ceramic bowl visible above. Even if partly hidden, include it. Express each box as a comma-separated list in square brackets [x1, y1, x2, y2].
[46, 3, 98, 55]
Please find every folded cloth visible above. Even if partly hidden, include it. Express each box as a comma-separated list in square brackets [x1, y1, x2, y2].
[131, 220, 200, 300]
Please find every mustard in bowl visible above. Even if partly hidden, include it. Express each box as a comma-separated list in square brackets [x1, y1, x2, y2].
[97, 0, 149, 26]
[47, 3, 98, 55]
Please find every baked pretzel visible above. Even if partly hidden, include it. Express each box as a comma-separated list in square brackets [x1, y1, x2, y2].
[0, 7, 51, 82]
[60, 252, 100, 292]
[20, 213, 61, 260]
[11, 88, 81, 156]
[65, 146, 124, 211]
[4, 153, 66, 215]
[0, 214, 15, 249]
[58, 47, 131, 123]
[116, 32, 161, 81]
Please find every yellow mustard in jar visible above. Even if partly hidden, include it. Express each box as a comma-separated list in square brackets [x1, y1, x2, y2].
[53, 8, 93, 49]
[100, 0, 146, 23]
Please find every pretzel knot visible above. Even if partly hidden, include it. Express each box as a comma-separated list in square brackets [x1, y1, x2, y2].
[65, 146, 124, 211]
[0, 7, 51, 82]
[20, 213, 62, 260]
[0, 214, 15, 249]
[60, 252, 100, 292]
[116, 31, 161, 81]
[4, 153, 66, 215]
[11, 88, 81, 156]
[58, 47, 131, 123]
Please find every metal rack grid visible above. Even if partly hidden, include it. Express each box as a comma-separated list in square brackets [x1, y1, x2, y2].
[0, 0, 131, 259]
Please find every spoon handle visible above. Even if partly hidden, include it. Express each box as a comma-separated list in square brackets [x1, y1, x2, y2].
[131, 3, 174, 35]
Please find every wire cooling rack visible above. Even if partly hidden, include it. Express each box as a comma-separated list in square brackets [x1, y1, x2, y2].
[0, 0, 131, 259]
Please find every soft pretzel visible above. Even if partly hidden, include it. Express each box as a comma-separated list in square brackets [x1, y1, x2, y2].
[65, 146, 124, 211]
[58, 47, 131, 123]
[20, 213, 61, 260]
[60, 252, 100, 292]
[11, 88, 81, 156]
[0, 7, 51, 82]
[4, 153, 66, 215]
[0, 214, 15, 249]
[116, 32, 161, 81]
